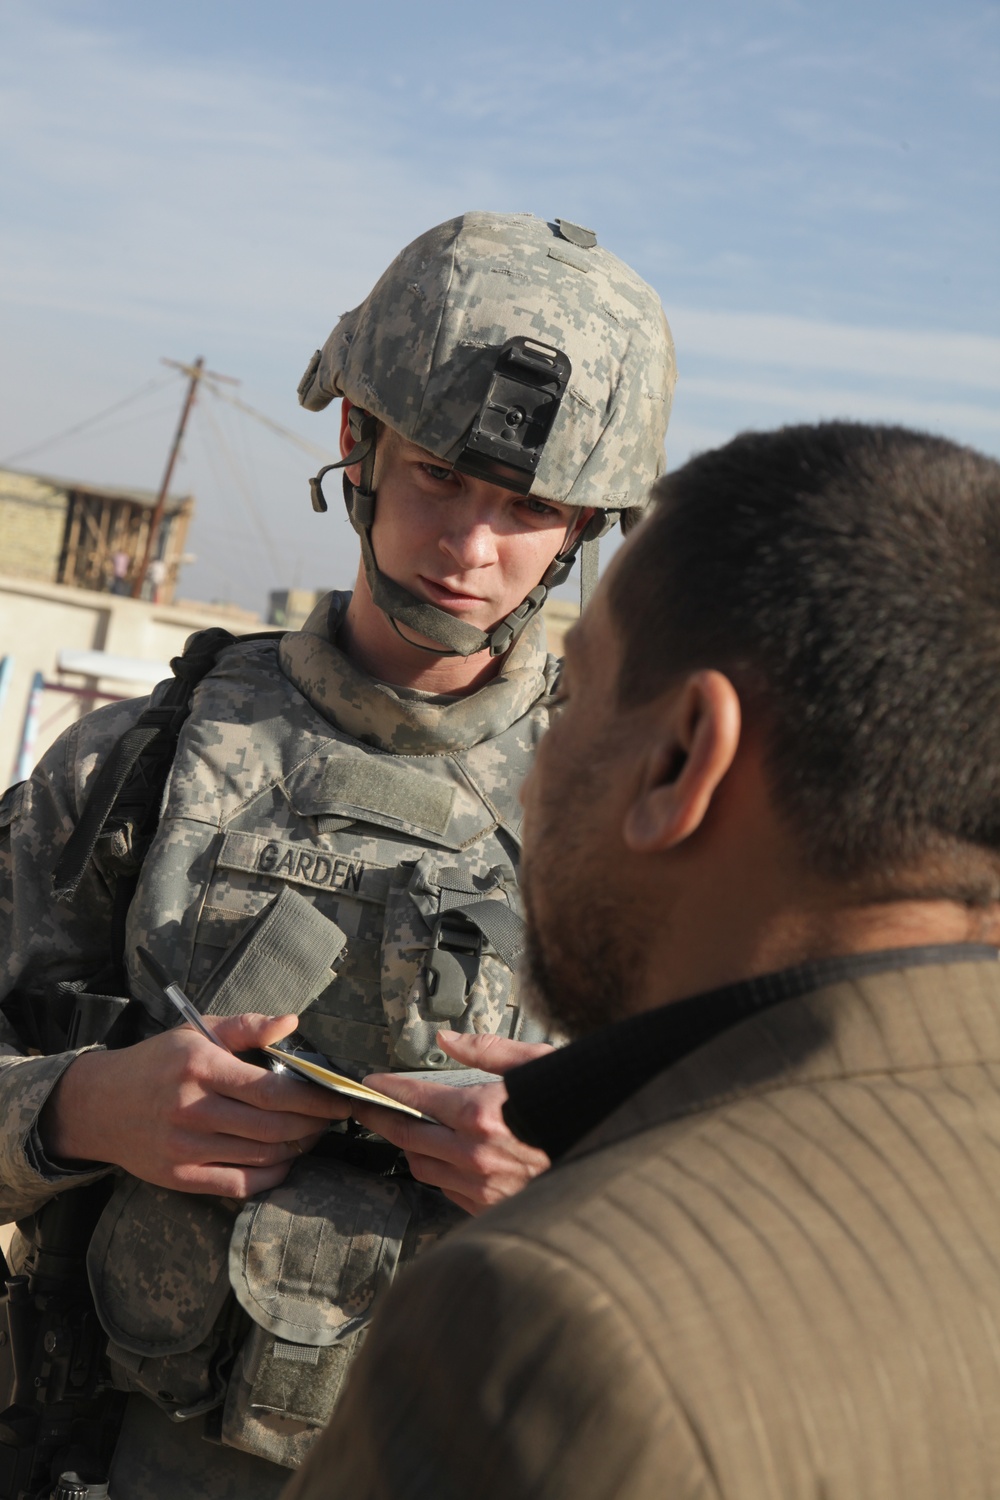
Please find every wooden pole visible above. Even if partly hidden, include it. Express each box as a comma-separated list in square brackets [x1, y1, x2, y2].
[131, 356, 204, 599]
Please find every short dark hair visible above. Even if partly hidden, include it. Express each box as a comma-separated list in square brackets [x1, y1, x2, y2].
[610, 422, 1000, 901]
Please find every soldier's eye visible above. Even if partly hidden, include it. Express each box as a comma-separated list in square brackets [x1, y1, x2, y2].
[522, 497, 560, 520]
[421, 463, 456, 484]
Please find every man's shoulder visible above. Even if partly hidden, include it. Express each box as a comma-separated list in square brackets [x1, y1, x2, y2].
[472, 956, 1000, 1292]
[438, 970, 1000, 1327]
[172, 633, 305, 749]
[300, 964, 1000, 1500]
[68, 692, 154, 753]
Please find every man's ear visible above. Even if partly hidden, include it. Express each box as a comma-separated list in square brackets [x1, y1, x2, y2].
[623, 671, 741, 853]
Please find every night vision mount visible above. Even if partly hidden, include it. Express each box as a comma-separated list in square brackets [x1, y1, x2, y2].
[452, 336, 571, 494]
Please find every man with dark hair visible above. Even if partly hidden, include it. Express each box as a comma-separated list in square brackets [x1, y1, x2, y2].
[612, 421, 1000, 896]
[284, 421, 1000, 1500]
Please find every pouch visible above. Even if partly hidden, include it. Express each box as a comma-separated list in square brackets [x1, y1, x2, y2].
[200, 884, 348, 1020]
[220, 1154, 411, 1466]
[219, 1324, 367, 1469]
[87, 1176, 241, 1418]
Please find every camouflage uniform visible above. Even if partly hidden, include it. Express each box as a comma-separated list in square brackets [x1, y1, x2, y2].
[0, 593, 559, 1495]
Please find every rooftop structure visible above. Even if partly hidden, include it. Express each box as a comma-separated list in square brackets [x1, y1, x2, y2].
[0, 466, 193, 604]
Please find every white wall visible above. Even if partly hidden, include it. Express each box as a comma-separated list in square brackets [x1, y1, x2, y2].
[0, 574, 260, 791]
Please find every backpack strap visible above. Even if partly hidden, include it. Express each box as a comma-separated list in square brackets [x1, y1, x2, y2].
[52, 629, 283, 904]
[48, 627, 285, 1005]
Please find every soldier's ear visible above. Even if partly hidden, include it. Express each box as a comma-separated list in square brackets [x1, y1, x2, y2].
[340, 399, 356, 461]
[565, 507, 595, 548]
[340, 399, 367, 490]
[623, 671, 741, 854]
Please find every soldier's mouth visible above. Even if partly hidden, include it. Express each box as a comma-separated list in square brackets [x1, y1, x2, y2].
[418, 576, 489, 610]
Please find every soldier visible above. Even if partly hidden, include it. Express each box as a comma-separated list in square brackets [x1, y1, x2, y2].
[0, 211, 675, 1497]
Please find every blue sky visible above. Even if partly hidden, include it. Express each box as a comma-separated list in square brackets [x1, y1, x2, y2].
[1, 0, 997, 611]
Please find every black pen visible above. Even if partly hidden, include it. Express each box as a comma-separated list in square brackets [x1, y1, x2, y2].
[136, 945, 231, 1054]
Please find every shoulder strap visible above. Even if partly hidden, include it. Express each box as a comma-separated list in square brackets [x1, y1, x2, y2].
[51, 628, 283, 903]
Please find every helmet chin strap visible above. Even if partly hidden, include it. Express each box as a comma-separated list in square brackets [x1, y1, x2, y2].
[309, 411, 609, 659]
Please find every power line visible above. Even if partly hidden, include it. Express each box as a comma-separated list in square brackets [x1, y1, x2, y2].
[0, 372, 181, 466]
[202, 380, 338, 463]
[34, 399, 198, 449]
[198, 395, 283, 565]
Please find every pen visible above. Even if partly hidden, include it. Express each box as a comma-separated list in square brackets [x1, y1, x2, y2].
[136, 945, 232, 1054]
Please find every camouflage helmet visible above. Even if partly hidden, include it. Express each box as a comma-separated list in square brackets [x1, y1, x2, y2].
[299, 211, 676, 656]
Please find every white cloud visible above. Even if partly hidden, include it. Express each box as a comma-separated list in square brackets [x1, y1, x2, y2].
[0, 6, 455, 343]
[678, 376, 1000, 439]
[671, 308, 1000, 391]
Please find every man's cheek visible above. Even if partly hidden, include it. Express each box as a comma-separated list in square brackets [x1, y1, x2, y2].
[528, 793, 571, 861]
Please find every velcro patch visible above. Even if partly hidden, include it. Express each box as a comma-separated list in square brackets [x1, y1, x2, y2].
[300, 758, 456, 839]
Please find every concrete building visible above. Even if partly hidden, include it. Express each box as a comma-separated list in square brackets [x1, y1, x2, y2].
[0, 574, 259, 792]
[0, 466, 193, 603]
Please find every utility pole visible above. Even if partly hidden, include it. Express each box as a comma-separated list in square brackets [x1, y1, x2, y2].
[131, 357, 204, 599]
[131, 356, 238, 600]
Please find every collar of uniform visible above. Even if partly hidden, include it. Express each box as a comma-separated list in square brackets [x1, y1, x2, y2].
[279, 590, 554, 754]
[503, 943, 1000, 1161]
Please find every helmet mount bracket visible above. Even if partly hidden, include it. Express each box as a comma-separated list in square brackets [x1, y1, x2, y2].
[452, 337, 571, 494]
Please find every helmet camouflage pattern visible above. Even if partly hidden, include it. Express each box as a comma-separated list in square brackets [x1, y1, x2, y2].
[298, 211, 676, 512]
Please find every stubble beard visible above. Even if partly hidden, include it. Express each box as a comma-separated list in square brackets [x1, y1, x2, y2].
[520, 713, 648, 1037]
[522, 886, 645, 1039]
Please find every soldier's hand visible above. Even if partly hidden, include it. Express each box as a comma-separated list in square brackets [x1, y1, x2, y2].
[353, 1030, 552, 1215]
[40, 1012, 352, 1197]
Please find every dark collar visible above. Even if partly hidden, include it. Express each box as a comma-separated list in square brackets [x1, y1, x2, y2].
[503, 944, 999, 1161]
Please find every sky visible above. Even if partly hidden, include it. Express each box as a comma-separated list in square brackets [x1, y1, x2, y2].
[1, 0, 998, 613]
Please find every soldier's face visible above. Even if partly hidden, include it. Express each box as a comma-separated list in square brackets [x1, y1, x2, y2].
[519, 580, 651, 1036]
[364, 425, 591, 638]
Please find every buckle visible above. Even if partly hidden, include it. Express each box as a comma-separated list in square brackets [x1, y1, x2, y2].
[420, 915, 483, 1019]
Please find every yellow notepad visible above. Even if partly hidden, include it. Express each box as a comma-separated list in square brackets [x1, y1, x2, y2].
[263, 1046, 440, 1124]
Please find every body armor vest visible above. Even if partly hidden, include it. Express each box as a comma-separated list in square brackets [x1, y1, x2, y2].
[84, 595, 557, 1475]
[124, 592, 555, 1066]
